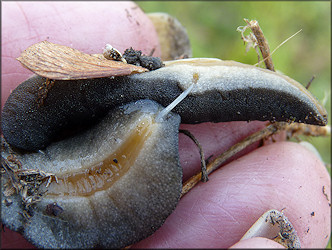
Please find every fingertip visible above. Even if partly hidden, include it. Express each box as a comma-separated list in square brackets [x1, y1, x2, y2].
[230, 237, 285, 248]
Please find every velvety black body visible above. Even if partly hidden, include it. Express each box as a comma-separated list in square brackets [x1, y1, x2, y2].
[2, 60, 327, 151]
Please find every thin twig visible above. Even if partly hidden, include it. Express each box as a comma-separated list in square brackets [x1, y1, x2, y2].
[179, 129, 208, 182]
[306, 75, 316, 89]
[244, 19, 275, 71]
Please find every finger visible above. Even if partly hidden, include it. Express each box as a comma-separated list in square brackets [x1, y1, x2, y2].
[133, 141, 331, 248]
[1, 1, 161, 107]
[230, 237, 285, 248]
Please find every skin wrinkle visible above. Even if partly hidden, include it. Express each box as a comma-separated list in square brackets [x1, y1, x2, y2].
[238, 165, 275, 193]
[198, 208, 223, 241]
[51, 4, 71, 28]
[1, 72, 32, 78]
[2, 36, 42, 47]
[16, 3, 32, 36]
[218, 180, 232, 205]
[185, 180, 242, 237]
[241, 162, 288, 206]
[152, 219, 183, 248]
[149, 229, 173, 249]
[188, 193, 202, 215]
[1, 54, 18, 59]
[228, 171, 260, 194]
[251, 192, 269, 211]
[209, 199, 241, 226]
[182, 207, 205, 236]
[16, 4, 47, 45]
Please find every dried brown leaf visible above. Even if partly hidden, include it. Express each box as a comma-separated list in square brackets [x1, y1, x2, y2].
[17, 41, 148, 80]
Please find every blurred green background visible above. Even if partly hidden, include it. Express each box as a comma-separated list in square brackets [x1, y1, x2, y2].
[138, 1, 331, 166]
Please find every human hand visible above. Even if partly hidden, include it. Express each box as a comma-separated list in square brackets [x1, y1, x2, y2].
[1, 2, 330, 248]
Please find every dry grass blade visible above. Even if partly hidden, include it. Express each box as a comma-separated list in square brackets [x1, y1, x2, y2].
[17, 41, 148, 80]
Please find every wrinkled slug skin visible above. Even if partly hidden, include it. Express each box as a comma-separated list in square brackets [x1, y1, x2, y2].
[1, 100, 182, 248]
[2, 58, 327, 151]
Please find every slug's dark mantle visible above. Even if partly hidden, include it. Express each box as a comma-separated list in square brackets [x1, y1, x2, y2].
[2, 58, 327, 151]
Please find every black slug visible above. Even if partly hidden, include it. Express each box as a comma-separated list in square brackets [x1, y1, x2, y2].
[1, 58, 327, 151]
[1, 100, 182, 248]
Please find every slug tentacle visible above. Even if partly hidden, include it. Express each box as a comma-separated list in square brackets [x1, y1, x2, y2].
[155, 78, 196, 122]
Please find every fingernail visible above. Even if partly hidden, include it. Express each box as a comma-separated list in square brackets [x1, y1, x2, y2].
[241, 209, 301, 248]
